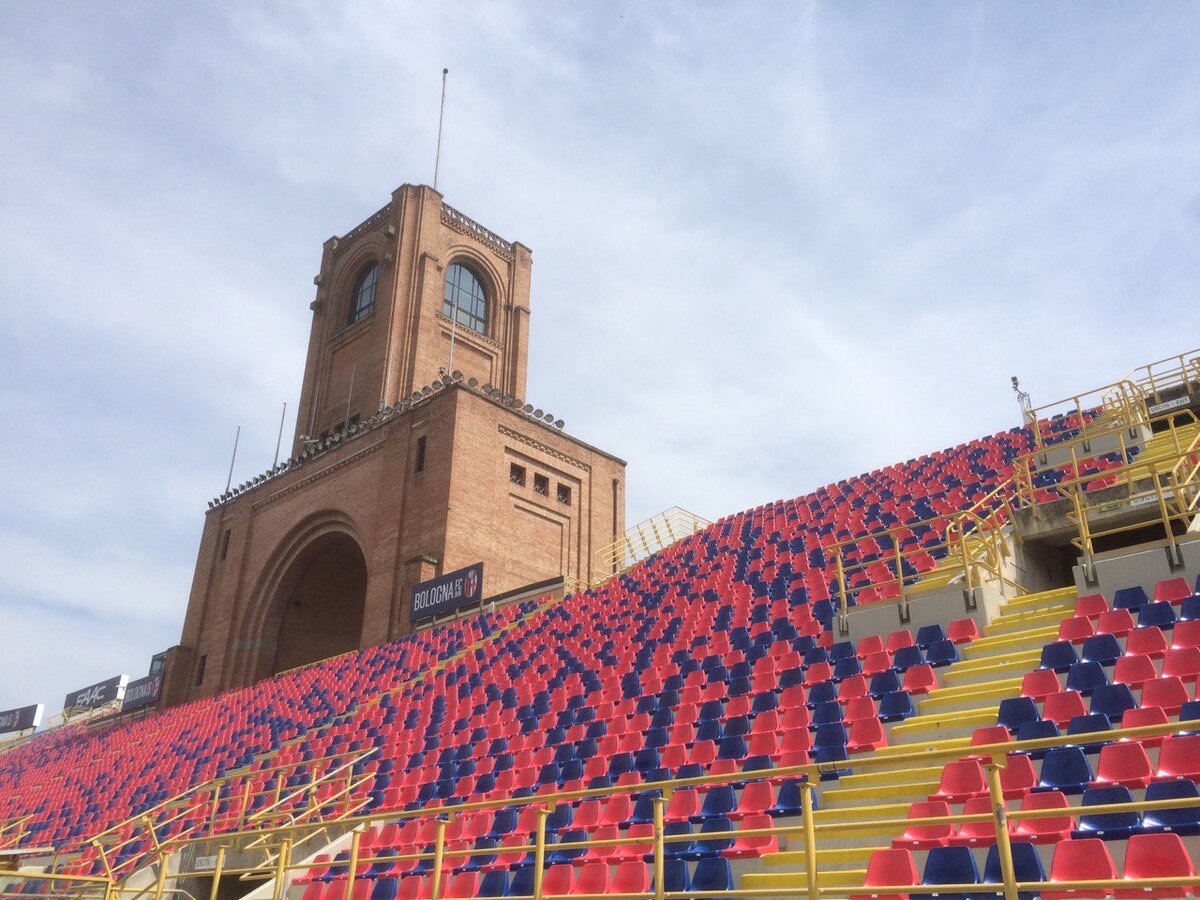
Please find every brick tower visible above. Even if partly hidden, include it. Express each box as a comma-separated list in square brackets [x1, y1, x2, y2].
[162, 185, 626, 706]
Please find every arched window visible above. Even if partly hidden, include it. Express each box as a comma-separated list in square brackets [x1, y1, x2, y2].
[347, 263, 378, 324]
[443, 263, 487, 334]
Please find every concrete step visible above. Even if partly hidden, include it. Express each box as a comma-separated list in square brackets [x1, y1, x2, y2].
[941, 650, 1042, 686]
[835, 764, 944, 788]
[889, 705, 1000, 741]
[985, 607, 1073, 635]
[763, 844, 883, 872]
[916, 678, 1022, 713]
[998, 586, 1078, 615]
[963, 625, 1061, 657]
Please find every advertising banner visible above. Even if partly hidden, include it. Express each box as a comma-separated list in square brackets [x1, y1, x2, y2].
[410, 562, 484, 622]
[121, 672, 164, 712]
[64, 675, 127, 712]
[0, 704, 43, 734]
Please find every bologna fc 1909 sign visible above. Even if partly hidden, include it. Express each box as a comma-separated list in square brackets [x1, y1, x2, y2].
[410, 562, 484, 622]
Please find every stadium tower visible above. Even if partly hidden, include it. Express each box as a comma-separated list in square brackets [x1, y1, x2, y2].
[162, 185, 626, 706]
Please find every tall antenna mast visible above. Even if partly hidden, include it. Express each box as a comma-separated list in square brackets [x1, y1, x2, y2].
[433, 68, 449, 190]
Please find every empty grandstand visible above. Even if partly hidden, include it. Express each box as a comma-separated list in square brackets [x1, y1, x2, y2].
[2, 338, 1200, 900]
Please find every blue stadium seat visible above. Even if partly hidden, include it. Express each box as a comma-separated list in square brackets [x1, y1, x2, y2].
[1075, 785, 1140, 839]
[984, 841, 1044, 900]
[921, 846, 980, 900]
[1065, 661, 1108, 695]
[684, 816, 736, 859]
[916, 624, 947, 647]
[1036, 747, 1094, 794]
[878, 691, 915, 722]
[892, 646, 925, 671]
[925, 640, 960, 668]
[1089, 684, 1137, 721]
[1143, 780, 1200, 836]
[691, 857, 734, 899]
[1040, 641, 1079, 674]
[997, 697, 1041, 733]
[1065, 713, 1113, 753]
[1016, 719, 1060, 757]
[1079, 635, 1122, 666]
[1112, 585, 1150, 611]
[1138, 602, 1177, 631]
[650, 859, 690, 894]
[869, 671, 903, 699]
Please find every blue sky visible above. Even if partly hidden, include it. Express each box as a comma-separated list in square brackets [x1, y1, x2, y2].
[0, 2, 1196, 713]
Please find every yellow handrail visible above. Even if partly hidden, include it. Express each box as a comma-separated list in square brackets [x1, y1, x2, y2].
[591, 507, 710, 586]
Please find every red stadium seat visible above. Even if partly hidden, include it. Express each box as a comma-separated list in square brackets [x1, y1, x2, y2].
[1046, 838, 1117, 900]
[1116, 833, 1195, 899]
[860, 848, 919, 900]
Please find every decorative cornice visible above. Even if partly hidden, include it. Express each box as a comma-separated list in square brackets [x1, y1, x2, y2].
[252, 439, 388, 511]
[334, 204, 392, 255]
[435, 313, 504, 351]
[500, 424, 591, 473]
[441, 203, 515, 262]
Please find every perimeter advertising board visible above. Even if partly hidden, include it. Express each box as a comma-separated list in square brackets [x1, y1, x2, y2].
[410, 563, 484, 622]
[0, 704, 43, 734]
[64, 675, 127, 712]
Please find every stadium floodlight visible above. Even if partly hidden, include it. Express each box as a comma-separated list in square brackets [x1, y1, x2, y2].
[451, 369, 463, 381]
[523, 403, 534, 414]
[481, 383, 493, 393]
[554, 420, 565, 429]
[533, 408, 543, 418]
[421, 386, 432, 397]
[543, 413, 555, 423]
[467, 377, 478, 388]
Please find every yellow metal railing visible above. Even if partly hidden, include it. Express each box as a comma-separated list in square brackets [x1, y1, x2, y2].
[0, 814, 32, 851]
[1120, 346, 1200, 410]
[1, 871, 113, 900]
[57, 746, 377, 884]
[101, 717, 1200, 900]
[1026, 378, 1147, 457]
[826, 481, 1021, 629]
[591, 507, 711, 586]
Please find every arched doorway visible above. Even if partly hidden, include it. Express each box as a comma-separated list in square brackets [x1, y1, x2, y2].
[269, 532, 367, 674]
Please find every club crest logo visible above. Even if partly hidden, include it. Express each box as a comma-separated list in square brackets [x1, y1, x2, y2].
[464, 568, 479, 598]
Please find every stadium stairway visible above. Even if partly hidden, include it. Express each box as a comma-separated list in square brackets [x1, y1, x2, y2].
[743, 585, 1079, 894]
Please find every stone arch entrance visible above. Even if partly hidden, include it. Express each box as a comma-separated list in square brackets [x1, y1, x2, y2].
[266, 530, 367, 676]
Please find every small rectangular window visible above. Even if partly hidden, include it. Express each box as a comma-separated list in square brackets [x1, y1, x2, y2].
[557, 483, 572, 505]
[415, 436, 427, 473]
[220, 529, 231, 561]
[510, 463, 526, 486]
[534, 473, 549, 496]
[194, 655, 207, 687]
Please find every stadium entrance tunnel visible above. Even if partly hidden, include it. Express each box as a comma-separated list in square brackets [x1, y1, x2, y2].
[268, 531, 367, 675]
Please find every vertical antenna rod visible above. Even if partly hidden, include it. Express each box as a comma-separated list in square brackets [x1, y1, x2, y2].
[433, 68, 449, 190]
[434, 70, 448, 190]
[273, 402, 287, 467]
[224, 425, 241, 494]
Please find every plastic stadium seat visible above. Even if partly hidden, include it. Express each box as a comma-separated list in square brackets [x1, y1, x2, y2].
[1113, 585, 1151, 611]
[1060, 615, 1097, 644]
[1157, 734, 1200, 781]
[998, 698, 1041, 733]
[1116, 832, 1195, 899]
[862, 848, 919, 900]
[932, 760, 988, 804]
[1096, 609, 1136, 638]
[1142, 677, 1190, 716]
[650, 858, 689, 895]
[984, 841, 1046, 900]
[925, 640, 960, 668]
[892, 801, 954, 849]
[848, 717, 888, 753]
[1138, 602, 1178, 631]
[947, 618, 980, 644]
[1017, 719, 1061, 756]
[571, 861, 607, 895]
[540, 864, 574, 896]
[1122, 706, 1170, 746]
[1045, 691, 1089, 727]
[921, 846, 980, 900]
[1000, 753, 1038, 798]
[1090, 684, 1138, 723]
[1128, 626, 1170, 659]
[1075, 594, 1109, 620]
[444, 872, 479, 899]
[1155, 579, 1193, 604]
[1094, 741, 1154, 789]
[1164, 647, 1200, 683]
[878, 692, 915, 723]
[1113, 654, 1158, 689]
[916, 625, 946, 647]
[1081, 635, 1123, 666]
[1141, 780, 1200, 836]
[1075, 786, 1141, 840]
[1042, 642, 1081, 674]
[611, 861, 648, 895]
[1023, 668, 1063, 700]
[691, 857, 734, 900]
[767, 780, 808, 818]
[902, 664, 937, 695]
[893, 646, 926, 672]
[1037, 747, 1094, 794]
[479, 871, 509, 900]
[1066, 661, 1109, 696]
[949, 797, 995, 847]
[725, 813, 779, 858]
[1045, 838, 1117, 900]
[1182, 597, 1200, 624]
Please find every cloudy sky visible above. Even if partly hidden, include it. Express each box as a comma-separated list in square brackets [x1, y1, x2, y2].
[1, 2, 1197, 714]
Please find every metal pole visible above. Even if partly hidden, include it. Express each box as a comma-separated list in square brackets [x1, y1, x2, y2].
[652, 797, 665, 900]
[984, 760, 1020, 900]
[151, 851, 169, 900]
[273, 402, 287, 467]
[207, 846, 226, 900]
[430, 817, 447, 900]
[433, 68, 449, 190]
[532, 808, 548, 900]
[801, 781, 819, 900]
[271, 839, 291, 900]
[344, 364, 356, 433]
[343, 828, 362, 900]
[224, 426, 241, 494]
